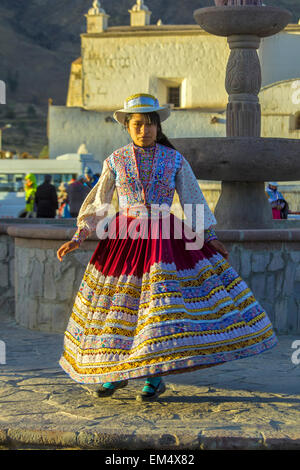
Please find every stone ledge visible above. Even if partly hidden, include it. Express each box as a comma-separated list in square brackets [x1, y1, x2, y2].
[6, 224, 77, 241]
[2, 223, 300, 243]
[218, 228, 300, 242]
[14, 238, 98, 250]
[1, 426, 300, 450]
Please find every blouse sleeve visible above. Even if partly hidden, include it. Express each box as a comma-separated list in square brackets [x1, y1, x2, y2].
[71, 159, 116, 245]
[175, 156, 218, 241]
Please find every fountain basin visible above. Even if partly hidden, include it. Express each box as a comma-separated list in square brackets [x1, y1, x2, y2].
[173, 137, 300, 182]
[193, 6, 292, 38]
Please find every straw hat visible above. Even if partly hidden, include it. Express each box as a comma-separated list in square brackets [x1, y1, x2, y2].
[113, 93, 171, 125]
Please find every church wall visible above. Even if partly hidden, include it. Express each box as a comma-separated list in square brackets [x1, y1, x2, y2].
[80, 32, 230, 111]
[49, 106, 130, 162]
[48, 106, 226, 162]
[259, 78, 300, 139]
[259, 31, 300, 88]
[259, 79, 300, 115]
[66, 61, 83, 108]
[261, 114, 300, 139]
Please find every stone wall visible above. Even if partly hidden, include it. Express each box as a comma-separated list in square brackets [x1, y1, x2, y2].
[1, 223, 300, 335]
[14, 239, 93, 333]
[226, 239, 300, 334]
[3, 223, 96, 334]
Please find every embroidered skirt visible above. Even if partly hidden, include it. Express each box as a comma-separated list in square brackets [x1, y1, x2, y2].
[59, 211, 277, 384]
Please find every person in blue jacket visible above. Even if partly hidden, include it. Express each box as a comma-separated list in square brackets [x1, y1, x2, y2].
[84, 166, 98, 189]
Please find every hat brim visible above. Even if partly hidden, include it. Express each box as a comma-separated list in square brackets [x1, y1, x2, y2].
[113, 106, 171, 125]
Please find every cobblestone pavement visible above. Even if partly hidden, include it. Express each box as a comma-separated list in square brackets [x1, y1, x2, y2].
[0, 314, 300, 450]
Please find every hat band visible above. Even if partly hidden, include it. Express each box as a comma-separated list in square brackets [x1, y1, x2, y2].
[125, 95, 159, 110]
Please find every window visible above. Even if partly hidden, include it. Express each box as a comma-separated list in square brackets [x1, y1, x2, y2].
[155, 78, 186, 109]
[0, 173, 25, 192]
[167, 87, 181, 108]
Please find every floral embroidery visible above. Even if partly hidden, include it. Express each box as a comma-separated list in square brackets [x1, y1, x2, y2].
[72, 143, 217, 244]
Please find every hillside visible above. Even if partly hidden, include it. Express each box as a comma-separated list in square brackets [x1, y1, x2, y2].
[0, 0, 298, 155]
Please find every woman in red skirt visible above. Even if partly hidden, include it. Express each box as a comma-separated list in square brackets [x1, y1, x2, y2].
[57, 93, 277, 401]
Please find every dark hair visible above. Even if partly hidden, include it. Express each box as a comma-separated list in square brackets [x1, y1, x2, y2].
[124, 112, 176, 150]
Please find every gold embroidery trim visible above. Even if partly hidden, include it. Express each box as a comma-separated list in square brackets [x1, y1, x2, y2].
[62, 328, 274, 373]
[73, 289, 256, 330]
[66, 311, 268, 353]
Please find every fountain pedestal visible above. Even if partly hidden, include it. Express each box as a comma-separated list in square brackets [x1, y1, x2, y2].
[216, 181, 271, 229]
[226, 35, 261, 137]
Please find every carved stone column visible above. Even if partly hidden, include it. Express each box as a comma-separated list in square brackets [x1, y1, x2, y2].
[226, 35, 261, 136]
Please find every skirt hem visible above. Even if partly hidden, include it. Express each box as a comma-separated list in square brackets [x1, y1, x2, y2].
[58, 333, 277, 384]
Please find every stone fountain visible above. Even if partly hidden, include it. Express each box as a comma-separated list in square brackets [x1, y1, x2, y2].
[174, 0, 300, 229]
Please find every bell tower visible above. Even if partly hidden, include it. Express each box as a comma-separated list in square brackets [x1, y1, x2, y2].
[129, 1, 152, 27]
[85, 1, 109, 33]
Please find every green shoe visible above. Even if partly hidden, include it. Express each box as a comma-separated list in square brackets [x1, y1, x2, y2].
[136, 379, 166, 402]
[96, 380, 128, 397]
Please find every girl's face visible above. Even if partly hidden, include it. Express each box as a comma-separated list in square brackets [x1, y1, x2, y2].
[127, 113, 158, 148]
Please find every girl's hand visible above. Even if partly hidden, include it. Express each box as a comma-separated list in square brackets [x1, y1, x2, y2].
[207, 239, 229, 260]
[57, 240, 80, 262]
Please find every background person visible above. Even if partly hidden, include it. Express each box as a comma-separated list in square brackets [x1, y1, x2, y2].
[19, 173, 37, 218]
[266, 182, 289, 219]
[35, 174, 58, 218]
[57, 182, 71, 218]
[69, 174, 77, 185]
[84, 166, 98, 189]
[67, 174, 90, 218]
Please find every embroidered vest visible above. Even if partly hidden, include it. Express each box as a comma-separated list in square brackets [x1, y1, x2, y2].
[106, 143, 183, 208]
